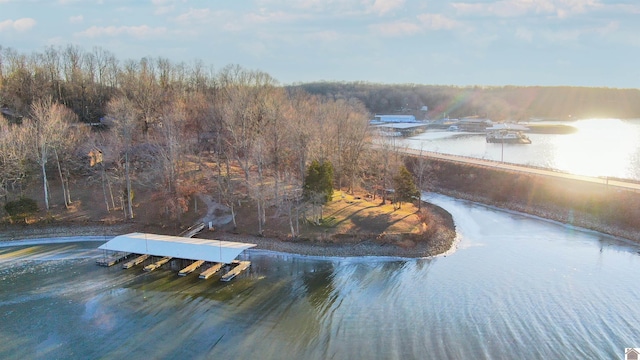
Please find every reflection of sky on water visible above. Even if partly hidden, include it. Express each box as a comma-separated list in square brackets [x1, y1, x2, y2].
[402, 119, 640, 180]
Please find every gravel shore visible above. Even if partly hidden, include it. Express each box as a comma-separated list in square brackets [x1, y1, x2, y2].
[0, 212, 456, 259]
[4, 192, 631, 258]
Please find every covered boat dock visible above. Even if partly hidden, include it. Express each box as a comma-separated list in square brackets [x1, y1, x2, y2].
[97, 232, 256, 281]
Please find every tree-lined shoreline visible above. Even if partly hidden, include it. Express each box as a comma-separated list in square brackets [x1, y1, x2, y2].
[3, 44, 636, 258]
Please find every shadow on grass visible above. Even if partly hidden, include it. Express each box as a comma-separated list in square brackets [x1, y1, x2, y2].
[347, 211, 416, 234]
[322, 204, 382, 230]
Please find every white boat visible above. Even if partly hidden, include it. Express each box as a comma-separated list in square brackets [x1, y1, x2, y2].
[486, 130, 531, 144]
[485, 123, 532, 144]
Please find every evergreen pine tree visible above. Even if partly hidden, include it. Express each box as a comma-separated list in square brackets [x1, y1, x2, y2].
[393, 165, 419, 209]
[303, 160, 334, 204]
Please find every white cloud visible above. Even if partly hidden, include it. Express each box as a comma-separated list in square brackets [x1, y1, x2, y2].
[613, 4, 640, 14]
[244, 10, 309, 24]
[372, 21, 422, 37]
[76, 25, 167, 39]
[286, 0, 329, 9]
[540, 20, 619, 44]
[260, 0, 356, 11]
[175, 8, 212, 23]
[155, 5, 174, 15]
[152, 0, 179, 15]
[370, 0, 405, 15]
[372, 13, 461, 37]
[594, 20, 619, 36]
[0, 18, 36, 32]
[452, 0, 601, 19]
[69, 15, 84, 24]
[417, 13, 461, 30]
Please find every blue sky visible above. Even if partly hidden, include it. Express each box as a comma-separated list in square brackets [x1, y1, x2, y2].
[1, 0, 639, 88]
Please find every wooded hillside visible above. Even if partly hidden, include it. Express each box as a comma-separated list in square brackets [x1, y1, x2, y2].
[293, 82, 640, 120]
[4, 44, 635, 238]
[0, 45, 393, 237]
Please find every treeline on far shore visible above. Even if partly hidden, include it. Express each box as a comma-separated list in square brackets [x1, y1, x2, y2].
[292, 82, 640, 121]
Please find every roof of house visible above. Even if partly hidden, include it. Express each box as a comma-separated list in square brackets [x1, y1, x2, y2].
[375, 123, 429, 129]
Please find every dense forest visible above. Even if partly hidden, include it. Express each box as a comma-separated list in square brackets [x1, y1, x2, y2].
[0, 45, 406, 236]
[3, 44, 637, 236]
[293, 82, 640, 121]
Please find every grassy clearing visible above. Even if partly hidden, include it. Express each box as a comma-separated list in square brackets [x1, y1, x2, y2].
[313, 191, 423, 236]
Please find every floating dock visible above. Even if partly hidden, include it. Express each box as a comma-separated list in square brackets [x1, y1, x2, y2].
[199, 262, 225, 279]
[178, 260, 205, 276]
[122, 254, 149, 269]
[221, 261, 251, 282]
[143, 256, 173, 272]
[98, 232, 256, 281]
[96, 252, 131, 267]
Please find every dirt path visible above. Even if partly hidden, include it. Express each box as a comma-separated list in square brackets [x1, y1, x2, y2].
[196, 194, 233, 227]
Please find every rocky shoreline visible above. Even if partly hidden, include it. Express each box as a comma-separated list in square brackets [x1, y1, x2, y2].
[2, 191, 634, 258]
[0, 222, 454, 258]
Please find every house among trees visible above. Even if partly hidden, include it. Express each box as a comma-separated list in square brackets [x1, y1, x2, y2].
[458, 116, 493, 132]
[371, 114, 428, 136]
[0, 104, 23, 124]
[371, 114, 417, 123]
[374, 122, 429, 137]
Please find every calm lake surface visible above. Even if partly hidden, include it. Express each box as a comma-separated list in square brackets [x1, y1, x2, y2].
[2, 194, 640, 359]
[401, 119, 640, 181]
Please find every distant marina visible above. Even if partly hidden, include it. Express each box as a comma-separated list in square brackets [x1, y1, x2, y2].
[397, 118, 640, 181]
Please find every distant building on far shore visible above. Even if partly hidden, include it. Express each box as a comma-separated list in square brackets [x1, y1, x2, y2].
[458, 116, 493, 132]
[371, 114, 417, 123]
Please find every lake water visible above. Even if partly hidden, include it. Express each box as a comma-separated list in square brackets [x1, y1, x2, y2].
[400, 119, 640, 181]
[2, 194, 640, 359]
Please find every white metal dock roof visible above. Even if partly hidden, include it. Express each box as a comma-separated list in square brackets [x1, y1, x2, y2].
[98, 232, 256, 264]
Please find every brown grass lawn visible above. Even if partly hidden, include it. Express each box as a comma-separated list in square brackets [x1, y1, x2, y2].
[314, 191, 424, 236]
[221, 188, 448, 252]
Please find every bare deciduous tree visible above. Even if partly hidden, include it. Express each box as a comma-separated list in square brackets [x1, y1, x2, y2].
[27, 98, 76, 210]
[106, 96, 138, 219]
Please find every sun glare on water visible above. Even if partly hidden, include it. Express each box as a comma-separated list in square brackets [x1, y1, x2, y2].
[552, 119, 639, 178]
